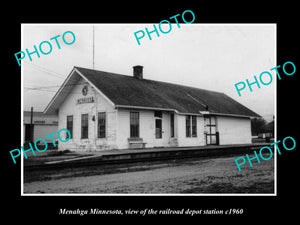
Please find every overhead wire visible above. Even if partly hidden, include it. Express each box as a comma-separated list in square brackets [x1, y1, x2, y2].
[24, 81, 90, 95]
[22, 61, 89, 94]
[23, 60, 67, 80]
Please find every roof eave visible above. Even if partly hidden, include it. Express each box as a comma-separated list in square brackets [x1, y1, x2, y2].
[115, 104, 179, 113]
[74, 68, 115, 108]
[207, 112, 261, 119]
[44, 67, 117, 115]
[43, 67, 78, 115]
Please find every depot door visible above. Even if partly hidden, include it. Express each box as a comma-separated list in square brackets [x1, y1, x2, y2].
[154, 118, 163, 147]
[25, 124, 34, 143]
[204, 116, 219, 145]
[154, 111, 164, 147]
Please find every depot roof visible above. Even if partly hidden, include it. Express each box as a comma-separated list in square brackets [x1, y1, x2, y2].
[44, 66, 260, 118]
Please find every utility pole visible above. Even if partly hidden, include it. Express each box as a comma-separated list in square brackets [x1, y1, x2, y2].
[93, 25, 95, 69]
[30, 106, 33, 143]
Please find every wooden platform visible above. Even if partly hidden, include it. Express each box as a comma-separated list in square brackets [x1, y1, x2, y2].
[24, 143, 272, 171]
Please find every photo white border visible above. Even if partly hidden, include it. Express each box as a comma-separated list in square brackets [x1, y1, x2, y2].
[20, 23, 277, 197]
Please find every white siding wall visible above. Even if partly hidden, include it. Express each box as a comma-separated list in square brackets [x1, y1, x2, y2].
[58, 78, 117, 151]
[217, 116, 251, 145]
[117, 110, 159, 149]
[57, 77, 252, 151]
[140, 111, 155, 148]
[177, 115, 205, 147]
[117, 110, 179, 149]
[116, 109, 130, 149]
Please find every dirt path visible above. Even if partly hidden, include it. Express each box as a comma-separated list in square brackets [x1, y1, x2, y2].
[23, 154, 274, 194]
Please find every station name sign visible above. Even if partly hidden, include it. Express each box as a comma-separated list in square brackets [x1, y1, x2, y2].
[77, 97, 94, 104]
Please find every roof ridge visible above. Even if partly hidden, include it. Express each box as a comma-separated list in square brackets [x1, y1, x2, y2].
[74, 66, 132, 78]
[74, 66, 224, 95]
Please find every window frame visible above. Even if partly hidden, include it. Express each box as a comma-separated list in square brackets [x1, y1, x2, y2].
[130, 111, 140, 138]
[191, 115, 197, 137]
[186, 115, 191, 137]
[98, 112, 106, 138]
[186, 115, 197, 138]
[81, 113, 89, 139]
[66, 115, 73, 139]
[170, 113, 175, 138]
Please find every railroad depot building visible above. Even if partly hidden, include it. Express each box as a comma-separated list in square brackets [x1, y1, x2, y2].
[44, 66, 260, 151]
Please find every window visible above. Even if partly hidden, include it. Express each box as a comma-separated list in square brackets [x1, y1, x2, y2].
[192, 115, 197, 137]
[81, 114, 88, 139]
[170, 113, 174, 137]
[98, 112, 106, 138]
[186, 115, 197, 137]
[186, 115, 191, 137]
[66, 115, 73, 139]
[154, 111, 162, 118]
[130, 112, 139, 138]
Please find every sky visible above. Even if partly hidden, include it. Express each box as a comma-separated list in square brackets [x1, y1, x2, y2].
[22, 24, 276, 121]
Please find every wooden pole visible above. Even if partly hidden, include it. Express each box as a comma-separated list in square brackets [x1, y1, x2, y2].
[30, 106, 33, 143]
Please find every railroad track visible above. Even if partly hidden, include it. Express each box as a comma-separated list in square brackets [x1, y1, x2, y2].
[24, 145, 273, 171]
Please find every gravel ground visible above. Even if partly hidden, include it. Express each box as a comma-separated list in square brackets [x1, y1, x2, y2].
[23, 154, 274, 194]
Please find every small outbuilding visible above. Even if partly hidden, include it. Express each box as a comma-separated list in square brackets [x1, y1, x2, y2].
[44, 66, 260, 151]
[23, 111, 58, 144]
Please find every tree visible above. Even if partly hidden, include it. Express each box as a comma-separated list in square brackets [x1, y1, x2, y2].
[251, 118, 267, 136]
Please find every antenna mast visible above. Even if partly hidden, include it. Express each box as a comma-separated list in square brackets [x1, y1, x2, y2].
[92, 25, 95, 69]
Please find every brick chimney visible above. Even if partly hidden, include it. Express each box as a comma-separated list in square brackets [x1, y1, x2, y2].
[133, 65, 143, 79]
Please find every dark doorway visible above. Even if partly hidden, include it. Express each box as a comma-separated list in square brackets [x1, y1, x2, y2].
[25, 124, 34, 143]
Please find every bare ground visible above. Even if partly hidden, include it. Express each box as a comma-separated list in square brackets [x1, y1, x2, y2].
[23, 153, 274, 194]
